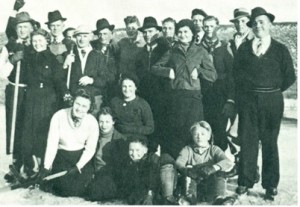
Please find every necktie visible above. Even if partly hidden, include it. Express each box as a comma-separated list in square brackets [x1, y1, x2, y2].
[53, 37, 58, 44]
[81, 49, 86, 58]
[195, 34, 200, 44]
[256, 41, 262, 56]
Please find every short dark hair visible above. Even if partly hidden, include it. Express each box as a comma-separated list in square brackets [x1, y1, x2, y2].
[63, 27, 75, 37]
[162, 17, 176, 25]
[98, 106, 114, 120]
[128, 136, 148, 148]
[120, 72, 140, 88]
[124, 16, 140, 26]
[73, 89, 95, 113]
[203, 16, 219, 25]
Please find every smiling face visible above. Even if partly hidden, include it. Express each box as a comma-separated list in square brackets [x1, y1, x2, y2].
[98, 28, 113, 45]
[233, 16, 250, 35]
[129, 142, 148, 162]
[16, 22, 33, 40]
[191, 126, 211, 147]
[177, 26, 193, 44]
[32, 34, 48, 52]
[252, 15, 272, 38]
[75, 33, 92, 48]
[98, 114, 114, 133]
[122, 79, 137, 99]
[162, 21, 175, 38]
[203, 19, 218, 38]
[192, 14, 205, 32]
[49, 20, 65, 37]
[72, 96, 91, 119]
[143, 27, 159, 44]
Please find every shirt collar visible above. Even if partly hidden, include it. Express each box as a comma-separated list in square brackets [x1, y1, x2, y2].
[16, 38, 30, 46]
[78, 45, 93, 53]
[51, 34, 64, 43]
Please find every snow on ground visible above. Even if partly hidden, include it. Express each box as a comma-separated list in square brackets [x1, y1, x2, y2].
[0, 79, 298, 205]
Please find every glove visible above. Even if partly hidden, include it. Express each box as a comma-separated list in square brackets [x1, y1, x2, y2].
[13, 0, 25, 11]
[37, 168, 51, 183]
[198, 165, 217, 179]
[143, 194, 154, 205]
[63, 54, 75, 69]
[9, 51, 24, 64]
[66, 166, 80, 176]
[186, 167, 199, 180]
[222, 102, 236, 119]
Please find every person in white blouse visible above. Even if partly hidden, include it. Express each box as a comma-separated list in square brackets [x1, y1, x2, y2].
[38, 89, 99, 197]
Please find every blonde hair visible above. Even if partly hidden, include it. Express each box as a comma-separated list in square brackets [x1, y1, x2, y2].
[190, 121, 213, 141]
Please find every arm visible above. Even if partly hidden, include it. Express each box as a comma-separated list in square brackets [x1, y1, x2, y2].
[92, 53, 109, 88]
[198, 49, 217, 83]
[281, 46, 296, 92]
[76, 118, 99, 170]
[223, 46, 235, 101]
[175, 147, 190, 175]
[44, 113, 60, 170]
[148, 154, 160, 191]
[151, 50, 173, 78]
[212, 146, 234, 172]
[52, 54, 69, 96]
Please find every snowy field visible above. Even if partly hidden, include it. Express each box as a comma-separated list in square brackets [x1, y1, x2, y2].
[0, 79, 297, 205]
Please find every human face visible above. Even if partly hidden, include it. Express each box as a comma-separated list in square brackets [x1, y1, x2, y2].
[192, 126, 211, 147]
[233, 16, 250, 35]
[203, 19, 218, 38]
[126, 22, 139, 39]
[162, 21, 175, 38]
[98, 28, 113, 45]
[177, 26, 193, 44]
[99, 114, 114, 133]
[122, 79, 137, 99]
[49, 20, 65, 37]
[66, 29, 75, 41]
[75, 33, 92, 48]
[129, 142, 148, 162]
[16, 22, 33, 40]
[32, 34, 48, 52]
[192, 14, 205, 32]
[72, 96, 91, 119]
[143, 27, 159, 44]
[252, 15, 272, 38]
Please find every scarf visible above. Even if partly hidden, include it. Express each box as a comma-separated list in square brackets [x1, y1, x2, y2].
[202, 36, 219, 53]
[100, 127, 114, 140]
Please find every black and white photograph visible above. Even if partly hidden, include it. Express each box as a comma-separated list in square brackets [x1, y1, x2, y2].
[0, 0, 298, 205]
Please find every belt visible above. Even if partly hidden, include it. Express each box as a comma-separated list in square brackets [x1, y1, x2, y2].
[9, 81, 27, 88]
[250, 87, 281, 93]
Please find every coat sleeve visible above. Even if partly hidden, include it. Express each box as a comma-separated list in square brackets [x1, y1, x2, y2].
[280, 45, 296, 92]
[92, 53, 108, 88]
[151, 50, 173, 78]
[175, 146, 190, 175]
[212, 146, 234, 172]
[223, 45, 235, 101]
[52, 54, 68, 96]
[148, 154, 160, 191]
[198, 49, 217, 82]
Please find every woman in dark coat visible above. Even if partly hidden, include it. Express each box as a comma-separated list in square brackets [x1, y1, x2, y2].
[22, 29, 68, 178]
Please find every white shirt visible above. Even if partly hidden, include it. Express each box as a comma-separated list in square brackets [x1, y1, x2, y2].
[51, 34, 64, 44]
[44, 108, 99, 170]
[196, 31, 205, 44]
[252, 35, 271, 56]
[78, 45, 93, 74]
[234, 30, 250, 49]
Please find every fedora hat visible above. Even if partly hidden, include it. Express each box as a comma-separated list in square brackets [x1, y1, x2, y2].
[73, 25, 92, 36]
[45, 10, 67, 25]
[93, 18, 115, 34]
[138, 16, 161, 32]
[191, 9, 208, 18]
[230, 8, 250, 23]
[15, 11, 35, 25]
[246, 7, 275, 27]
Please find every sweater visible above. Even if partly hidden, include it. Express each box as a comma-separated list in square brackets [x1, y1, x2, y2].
[233, 38, 296, 92]
[110, 96, 154, 138]
[44, 108, 99, 170]
[176, 144, 233, 173]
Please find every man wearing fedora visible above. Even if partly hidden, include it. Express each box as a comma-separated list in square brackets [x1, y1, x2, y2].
[228, 8, 254, 56]
[191, 9, 208, 44]
[5, 0, 26, 39]
[135, 16, 170, 154]
[233, 7, 296, 200]
[91, 18, 118, 103]
[63, 25, 108, 116]
[46, 10, 74, 65]
[4, 11, 35, 183]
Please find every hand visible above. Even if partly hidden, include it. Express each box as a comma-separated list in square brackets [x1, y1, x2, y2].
[66, 166, 80, 176]
[13, 0, 25, 11]
[222, 102, 236, 119]
[186, 167, 198, 180]
[198, 165, 217, 179]
[191, 68, 198, 80]
[37, 168, 51, 183]
[79, 76, 94, 86]
[63, 54, 75, 69]
[169, 69, 175, 79]
[9, 51, 24, 64]
[143, 194, 154, 205]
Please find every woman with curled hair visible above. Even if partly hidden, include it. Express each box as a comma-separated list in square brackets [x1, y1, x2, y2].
[38, 89, 99, 197]
[21, 28, 69, 179]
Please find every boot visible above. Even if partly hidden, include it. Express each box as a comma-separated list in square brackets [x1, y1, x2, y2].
[160, 164, 177, 198]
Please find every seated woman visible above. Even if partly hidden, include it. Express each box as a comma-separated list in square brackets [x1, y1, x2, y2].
[86, 106, 127, 201]
[175, 121, 235, 205]
[110, 73, 154, 140]
[38, 89, 99, 197]
[119, 136, 160, 205]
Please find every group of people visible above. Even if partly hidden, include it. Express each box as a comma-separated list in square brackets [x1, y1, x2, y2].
[0, 0, 296, 205]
